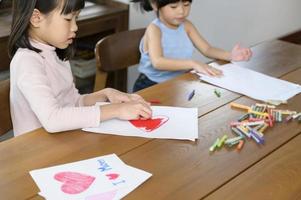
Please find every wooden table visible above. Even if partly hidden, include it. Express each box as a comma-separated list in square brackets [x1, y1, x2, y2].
[1, 40, 301, 200]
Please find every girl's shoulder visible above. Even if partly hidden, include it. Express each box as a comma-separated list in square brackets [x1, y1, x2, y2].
[145, 21, 162, 37]
[183, 19, 197, 34]
[13, 47, 44, 61]
[10, 48, 45, 71]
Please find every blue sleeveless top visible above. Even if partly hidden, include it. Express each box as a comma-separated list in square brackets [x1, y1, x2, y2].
[138, 18, 194, 83]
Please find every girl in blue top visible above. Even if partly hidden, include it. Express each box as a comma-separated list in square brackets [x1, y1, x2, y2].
[132, 0, 252, 92]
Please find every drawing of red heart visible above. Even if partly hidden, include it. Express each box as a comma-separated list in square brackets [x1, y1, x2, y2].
[106, 173, 119, 180]
[129, 116, 169, 132]
[54, 172, 95, 194]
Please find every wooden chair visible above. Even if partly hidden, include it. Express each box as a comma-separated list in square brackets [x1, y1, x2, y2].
[93, 28, 146, 92]
[0, 79, 12, 137]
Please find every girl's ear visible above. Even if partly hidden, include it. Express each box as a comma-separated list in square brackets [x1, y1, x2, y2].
[30, 9, 44, 28]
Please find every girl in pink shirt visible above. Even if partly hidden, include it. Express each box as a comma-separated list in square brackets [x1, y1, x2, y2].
[8, 0, 152, 136]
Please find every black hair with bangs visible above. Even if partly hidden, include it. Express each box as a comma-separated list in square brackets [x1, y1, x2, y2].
[131, 0, 193, 11]
[8, 0, 85, 60]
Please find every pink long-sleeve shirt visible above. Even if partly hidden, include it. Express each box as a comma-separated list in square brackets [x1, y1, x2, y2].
[10, 41, 100, 136]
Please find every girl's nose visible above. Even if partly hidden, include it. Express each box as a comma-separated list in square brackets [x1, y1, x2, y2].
[71, 20, 78, 32]
[177, 4, 185, 14]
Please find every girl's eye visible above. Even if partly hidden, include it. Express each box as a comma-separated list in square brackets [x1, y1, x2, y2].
[169, 3, 178, 8]
[65, 18, 72, 22]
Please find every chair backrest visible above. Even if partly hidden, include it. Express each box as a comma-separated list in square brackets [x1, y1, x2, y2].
[94, 28, 146, 92]
[0, 79, 12, 136]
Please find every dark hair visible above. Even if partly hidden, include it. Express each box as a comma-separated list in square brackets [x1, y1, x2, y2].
[131, 0, 192, 12]
[8, 0, 85, 60]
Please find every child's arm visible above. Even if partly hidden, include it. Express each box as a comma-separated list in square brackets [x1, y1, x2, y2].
[82, 88, 148, 106]
[146, 24, 221, 76]
[83, 88, 152, 121]
[185, 20, 252, 62]
[185, 20, 231, 61]
[15, 55, 152, 133]
[99, 101, 152, 121]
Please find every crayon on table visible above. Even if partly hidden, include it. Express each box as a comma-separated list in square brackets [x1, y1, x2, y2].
[259, 124, 269, 133]
[209, 138, 220, 152]
[217, 135, 228, 148]
[188, 89, 195, 101]
[225, 136, 243, 145]
[230, 102, 251, 112]
[248, 110, 269, 117]
[236, 140, 244, 150]
[149, 100, 161, 104]
[214, 89, 221, 97]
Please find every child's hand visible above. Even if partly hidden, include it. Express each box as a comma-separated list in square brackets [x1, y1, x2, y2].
[231, 44, 252, 61]
[100, 101, 152, 121]
[116, 101, 152, 120]
[105, 88, 148, 104]
[192, 61, 223, 77]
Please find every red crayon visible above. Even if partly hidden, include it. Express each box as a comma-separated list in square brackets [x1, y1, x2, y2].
[149, 100, 161, 104]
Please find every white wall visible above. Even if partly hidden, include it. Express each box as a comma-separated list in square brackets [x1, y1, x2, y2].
[127, 0, 301, 92]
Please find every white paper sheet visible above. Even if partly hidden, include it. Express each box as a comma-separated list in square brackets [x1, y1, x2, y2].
[197, 63, 301, 102]
[83, 106, 198, 141]
[30, 154, 152, 200]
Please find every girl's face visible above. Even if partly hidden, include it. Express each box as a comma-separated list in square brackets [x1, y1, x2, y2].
[158, 1, 191, 29]
[31, 7, 80, 49]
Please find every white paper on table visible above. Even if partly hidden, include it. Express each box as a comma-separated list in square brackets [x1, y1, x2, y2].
[197, 63, 301, 102]
[30, 154, 152, 200]
[83, 106, 198, 141]
[86, 165, 151, 200]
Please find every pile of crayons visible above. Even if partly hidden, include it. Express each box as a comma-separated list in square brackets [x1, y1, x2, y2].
[210, 102, 301, 152]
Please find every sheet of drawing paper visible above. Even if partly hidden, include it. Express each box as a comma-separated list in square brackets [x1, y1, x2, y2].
[83, 106, 198, 141]
[197, 63, 301, 102]
[85, 165, 151, 200]
[30, 154, 151, 200]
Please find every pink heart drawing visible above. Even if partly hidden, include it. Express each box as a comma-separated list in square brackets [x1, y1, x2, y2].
[129, 115, 169, 132]
[54, 172, 95, 194]
[106, 173, 119, 180]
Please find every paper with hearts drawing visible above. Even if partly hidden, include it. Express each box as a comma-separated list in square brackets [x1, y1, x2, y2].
[30, 154, 152, 200]
[83, 106, 198, 141]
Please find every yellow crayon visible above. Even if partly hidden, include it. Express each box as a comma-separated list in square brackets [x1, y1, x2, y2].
[279, 110, 297, 115]
[259, 123, 269, 133]
[230, 102, 251, 112]
[248, 110, 269, 117]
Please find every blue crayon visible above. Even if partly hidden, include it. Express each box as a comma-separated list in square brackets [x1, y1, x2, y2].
[188, 89, 195, 101]
[249, 131, 265, 144]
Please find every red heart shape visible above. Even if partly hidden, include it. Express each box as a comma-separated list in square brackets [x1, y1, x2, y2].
[54, 172, 95, 194]
[129, 116, 169, 132]
[106, 173, 119, 180]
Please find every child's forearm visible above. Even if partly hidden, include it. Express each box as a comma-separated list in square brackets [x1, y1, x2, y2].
[151, 57, 196, 71]
[82, 89, 109, 106]
[202, 46, 231, 61]
[99, 104, 118, 121]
